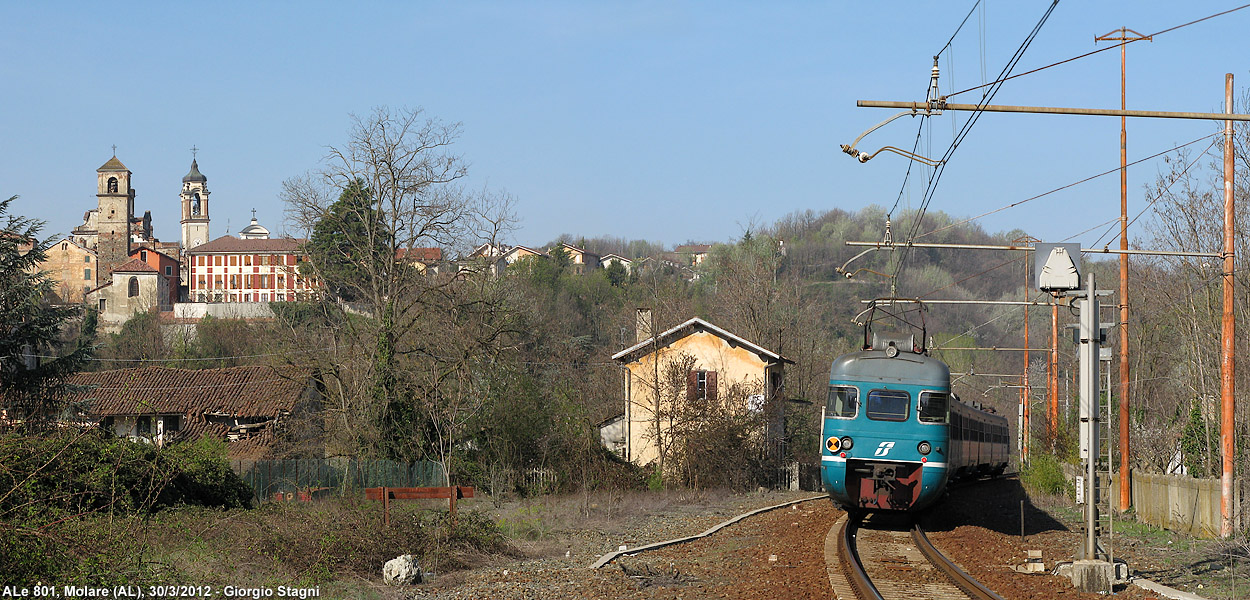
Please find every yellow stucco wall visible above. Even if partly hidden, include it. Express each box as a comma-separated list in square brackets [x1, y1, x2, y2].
[40, 239, 97, 303]
[621, 329, 780, 467]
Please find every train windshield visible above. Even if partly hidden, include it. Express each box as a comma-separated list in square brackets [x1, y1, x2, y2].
[919, 391, 949, 423]
[866, 389, 910, 421]
[826, 385, 858, 418]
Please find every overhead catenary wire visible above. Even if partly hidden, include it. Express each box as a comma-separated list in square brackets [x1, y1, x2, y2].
[885, 0, 988, 266]
[946, 4, 1250, 99]
[935, 0, 984, 59]
[916, 132, 1220, 241]
[893, 1, 1060, 284]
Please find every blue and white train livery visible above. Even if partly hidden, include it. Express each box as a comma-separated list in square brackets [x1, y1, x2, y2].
[821, 333, 1009, 512]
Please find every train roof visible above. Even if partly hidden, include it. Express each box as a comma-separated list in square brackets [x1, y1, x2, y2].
[829, 350, 950, 387]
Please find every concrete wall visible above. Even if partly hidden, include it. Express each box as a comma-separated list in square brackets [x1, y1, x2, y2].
[173, 302, 274, 320]
[92, 272, 165, 334]
[1115, 471, 1243, 538]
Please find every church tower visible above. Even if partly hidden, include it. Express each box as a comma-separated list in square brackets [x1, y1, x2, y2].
[180, 157, 210, 250]
[96, 154, 135, 283]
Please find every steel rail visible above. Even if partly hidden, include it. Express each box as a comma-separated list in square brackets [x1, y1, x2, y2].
[911, 524, 1007, 600]
[838, 514, 885, 600]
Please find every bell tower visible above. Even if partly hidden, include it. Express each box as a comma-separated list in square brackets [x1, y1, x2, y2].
[96, 152, 135, 283]
[180, 150, 210, 250]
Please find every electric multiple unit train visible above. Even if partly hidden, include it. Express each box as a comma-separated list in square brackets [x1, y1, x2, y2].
[821, 329, 1009, 512]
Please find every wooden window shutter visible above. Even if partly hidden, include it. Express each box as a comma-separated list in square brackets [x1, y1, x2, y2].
[707, 371, 718, 402]
[686, 370, 697, 402]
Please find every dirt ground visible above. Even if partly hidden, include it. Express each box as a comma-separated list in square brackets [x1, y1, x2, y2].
[400, 480, 1245, 599]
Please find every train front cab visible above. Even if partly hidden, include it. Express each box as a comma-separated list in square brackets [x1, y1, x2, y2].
[821, 353, 951, 512]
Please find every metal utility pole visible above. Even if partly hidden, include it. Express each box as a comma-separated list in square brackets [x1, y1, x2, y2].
[1079, 272, 1101, 560]
[1095, 27, 1150, 514]
[1050, 303, 1059, 448]
[1016, 237, 1039, 463]
[1221, 73, 1237, 538]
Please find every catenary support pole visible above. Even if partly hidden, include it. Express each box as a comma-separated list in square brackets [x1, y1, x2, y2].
[1221, 73, 1236, 538]
[1051, 303, 1059, 449]
[1095, 28, 1151, 514]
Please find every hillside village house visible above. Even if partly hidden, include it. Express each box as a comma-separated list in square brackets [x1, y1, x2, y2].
[609, 312, 791, 466]
[396, 247, 444, 274]
[600, 253, 633, 273]
[130, 245, 181, 306]
[65, 366, 320, 459]
[674, 244, 712, 266]
[553, 242, 600, 272]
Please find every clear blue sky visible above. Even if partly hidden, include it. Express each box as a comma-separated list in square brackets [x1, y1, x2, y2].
[3, 2, 1247, 252]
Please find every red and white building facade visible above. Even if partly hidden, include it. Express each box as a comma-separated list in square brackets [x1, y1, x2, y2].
[186, 236, 320, 303]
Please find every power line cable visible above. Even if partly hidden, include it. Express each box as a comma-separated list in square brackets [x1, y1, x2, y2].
[19, 346, 336, 363]
[917, 132, 1219, 240]
[1094, 136, 1222, 247]
[947, 4, 1250, 99]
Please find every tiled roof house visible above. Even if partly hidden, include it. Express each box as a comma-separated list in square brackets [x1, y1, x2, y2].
[65, 365, 320, 458]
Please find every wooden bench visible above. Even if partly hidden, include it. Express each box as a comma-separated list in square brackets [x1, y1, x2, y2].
[365, 486, 475, 526]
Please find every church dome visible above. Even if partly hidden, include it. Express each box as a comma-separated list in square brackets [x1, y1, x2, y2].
[182, 159, 207, 183]
[239, 215, 270, 240]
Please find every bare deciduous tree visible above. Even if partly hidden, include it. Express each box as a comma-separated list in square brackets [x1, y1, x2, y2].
[281, 107, 518, 478]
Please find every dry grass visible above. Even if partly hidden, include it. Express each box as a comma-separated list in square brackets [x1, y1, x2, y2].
[491, 487, 716, 541]
[129, 496, 511, 588]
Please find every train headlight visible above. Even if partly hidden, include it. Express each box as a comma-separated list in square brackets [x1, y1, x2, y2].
[917, 441, 932, 455]
[840, 436, 854, 451]
[825, 436, 840, 453]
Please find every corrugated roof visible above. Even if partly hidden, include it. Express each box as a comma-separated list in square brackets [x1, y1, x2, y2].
[98, 156, 129, 172]
[187, 235, 305, 254]
[67, 365, 311, 417]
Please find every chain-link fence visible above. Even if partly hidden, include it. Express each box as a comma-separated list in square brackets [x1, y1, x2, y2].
[230, 458, 445, 503]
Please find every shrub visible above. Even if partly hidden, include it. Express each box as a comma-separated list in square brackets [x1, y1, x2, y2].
[164, 436, 253, 509]
[1021, 453, 1072, 497]
[0, 428, 255, 584]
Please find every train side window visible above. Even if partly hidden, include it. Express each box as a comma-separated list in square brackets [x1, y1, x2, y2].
[918, 391, 948, 423]
[826, 385, 858, 418]
[951, 413, 962, 439]
[866, 389, 909, 422]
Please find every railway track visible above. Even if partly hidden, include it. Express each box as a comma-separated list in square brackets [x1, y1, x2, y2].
[827, 512, 1006, 600]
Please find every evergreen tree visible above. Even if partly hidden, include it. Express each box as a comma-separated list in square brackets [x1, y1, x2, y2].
[1179, 400, 1214, 477]
[302, 179, 391, 302]
[0, 195, 96, 426]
